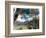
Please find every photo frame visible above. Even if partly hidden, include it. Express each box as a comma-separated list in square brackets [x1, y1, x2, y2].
[5, 1, 45, 37]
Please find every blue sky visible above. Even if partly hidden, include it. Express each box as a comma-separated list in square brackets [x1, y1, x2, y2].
[14, 8, 39, 15]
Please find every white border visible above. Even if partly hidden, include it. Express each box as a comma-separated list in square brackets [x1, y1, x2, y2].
[10, 5, 42, 33]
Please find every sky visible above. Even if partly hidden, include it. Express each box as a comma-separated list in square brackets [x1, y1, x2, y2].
[14, 8, 39, 15]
